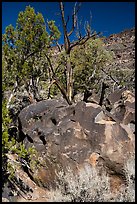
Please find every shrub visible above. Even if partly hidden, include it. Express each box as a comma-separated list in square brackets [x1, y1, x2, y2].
[2, 99, 38, 188]
[48, 156, 135, 202]
[48, 164, 111, 202]
[113, 153, 135, 202]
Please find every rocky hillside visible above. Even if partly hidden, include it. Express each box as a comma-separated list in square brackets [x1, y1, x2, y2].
[103, 28, 135, 93]
[104, 28, 135, 69]
[2, 28, 135, 202]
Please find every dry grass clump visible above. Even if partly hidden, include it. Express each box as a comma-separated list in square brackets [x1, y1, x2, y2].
[48, 155, 135, 202]
[114, 153, 135, 202]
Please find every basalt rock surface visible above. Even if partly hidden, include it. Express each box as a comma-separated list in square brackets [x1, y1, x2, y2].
[17, 89, 135, 189]
[3, 88, 135, 202]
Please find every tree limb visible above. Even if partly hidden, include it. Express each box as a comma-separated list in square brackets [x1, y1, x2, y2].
[66, 15, 70, 27]
[45, 52, 72, 105]
[70, 32, 100, 50]
[54, 77, 72, 105]
[59, 2, 70, 53]
[68, 2, 81, 37]
[56, 42, 62, 52]
[101, 68, 120, 86]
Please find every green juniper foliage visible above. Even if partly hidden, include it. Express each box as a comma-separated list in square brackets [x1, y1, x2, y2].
[70, 38, 114, 94]
[2, 6, 60, 94]
[2, 99, 38, 183]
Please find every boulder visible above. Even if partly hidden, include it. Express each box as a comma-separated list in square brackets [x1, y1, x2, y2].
[109, 89, 135, 128]
[18, 94, 134, 189]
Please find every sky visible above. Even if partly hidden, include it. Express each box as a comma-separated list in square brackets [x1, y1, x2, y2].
[2, 2, 135, 44]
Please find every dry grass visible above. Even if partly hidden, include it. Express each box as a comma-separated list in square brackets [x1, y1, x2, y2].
[114, 153, 135, 202]
[48, 154, 135, 202]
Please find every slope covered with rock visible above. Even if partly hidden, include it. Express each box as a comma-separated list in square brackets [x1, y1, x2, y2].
[2, 28, 135, 202]
[103, 28, 135, 93]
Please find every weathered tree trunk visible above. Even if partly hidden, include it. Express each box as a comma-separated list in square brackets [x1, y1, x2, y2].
[66, 55, 73, 102]
[59, 2, 99, 104]
[46, 53, 72, 105]
[60, 2, 73, 103]
[55, 77, 72, 105]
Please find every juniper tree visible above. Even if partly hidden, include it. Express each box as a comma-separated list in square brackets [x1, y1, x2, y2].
[2, 5, 60, 102]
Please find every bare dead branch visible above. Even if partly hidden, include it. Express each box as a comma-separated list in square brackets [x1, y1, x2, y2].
[66, 15, 70, 27]
[59, 2, 67, 34]
[76, 16, 82, 39]
[79, 32, 100, 45]
[54, 77, 72, 105]
[101, 68, 120, 86]
[59, 2, 70, 53]
[86, 23, 91, 37]
[45, 51, 72, 105]
[45, 54, 55, 76]
[24, 44, 46, 62]
[89, 11, 92, 26]
[70, 31, 100, 50]
[47, 79, 56, 98]
[54, 62, 63, 75]
[68, 2, 81, 37]
[56, 42, 62, 52]
[88, 64, 97, 81]
[84, 20, 91, 37]
[47, 74, 72, 105]
[84, 21, 87, 34]
[70, 36, 85, 49]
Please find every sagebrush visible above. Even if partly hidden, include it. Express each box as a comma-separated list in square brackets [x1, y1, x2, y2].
[48, 155, 135, 202]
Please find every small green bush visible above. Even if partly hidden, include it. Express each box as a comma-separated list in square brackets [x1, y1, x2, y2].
[2, 99, 39, 186]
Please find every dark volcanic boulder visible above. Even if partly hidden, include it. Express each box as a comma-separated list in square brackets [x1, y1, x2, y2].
[18, 94, 134, 189]
[108, 89, 135, 133]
